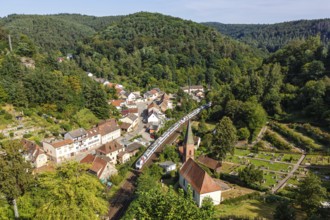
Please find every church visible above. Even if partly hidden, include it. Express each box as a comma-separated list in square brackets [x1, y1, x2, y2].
[179, 121, 222, 207]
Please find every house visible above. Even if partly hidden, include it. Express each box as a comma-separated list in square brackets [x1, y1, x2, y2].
[126, 92, 137, 102]
[159, 161, 176, 173]
[147, 123, 160, 134]
[126, 142, 143, 156]
[97, 119, 121, 144]
[180, 85, 204, 94]
[121, 108, 138, 117]
[148, 102, 161, 114]
[96, 140, 124, 164]
[80, 154, 117, 182]
[64, 128, 88, 141]
[111, 100, 125, 110]
[43, 139, 74, 163]
[86, 128, 102, 150]
[157, 93, 172, 112]
[147, 112, 162, 124]
[117, 142, 143, 163]
[120, 122, 134, 132]
[125, 101, 137, 109]
[179, 158, 222, 207]
[143, 88, 160, 101]
[120, 114, 139, 129]
[21, 139, 48, 168]
[197, 155, 222, 173]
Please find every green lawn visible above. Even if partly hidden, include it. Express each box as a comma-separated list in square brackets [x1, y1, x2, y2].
[215, 199, 276, 219]
[303, 155, 330, 165]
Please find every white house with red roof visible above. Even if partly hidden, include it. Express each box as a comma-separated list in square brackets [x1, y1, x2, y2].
[21, 139, 48, 168]
[179, 158, 222, 207]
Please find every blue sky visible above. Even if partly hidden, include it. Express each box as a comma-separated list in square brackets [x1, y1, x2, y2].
[0, 0, 329, 24]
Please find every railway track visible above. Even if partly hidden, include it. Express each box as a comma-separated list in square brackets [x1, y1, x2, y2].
[107, 125, 184, 220]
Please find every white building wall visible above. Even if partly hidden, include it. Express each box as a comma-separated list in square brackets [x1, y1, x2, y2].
[101, 129, 121, 144]
[35, 154, 48, 168]
[179, 175, 221, 207]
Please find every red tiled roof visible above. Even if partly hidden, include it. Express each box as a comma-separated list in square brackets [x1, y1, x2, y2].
[80, 154, 107, 178]
[111, 100, 125, 107]
[198, 155, 221, 171]
[97, 119, 120, 136]
[180, 158, 221, 194]
[96, 140, 123, 155]
[121, 108, 138, 116]
[51, 139, 73, 148]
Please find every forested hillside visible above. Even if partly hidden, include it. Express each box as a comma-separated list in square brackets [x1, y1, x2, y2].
[0, 26, 110, 121]
[0, 14, 120, 52]
[75, 12, 263, 91]
[203, 19, 330, 52]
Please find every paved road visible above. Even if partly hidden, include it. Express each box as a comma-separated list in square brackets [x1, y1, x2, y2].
[271, 154, 306, 193]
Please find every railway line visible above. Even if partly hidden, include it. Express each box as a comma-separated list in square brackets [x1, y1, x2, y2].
[108, 102, 211, 219]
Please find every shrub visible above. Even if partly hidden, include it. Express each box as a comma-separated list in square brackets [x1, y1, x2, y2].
[238, 127, 250, 140]
[23, 133, 32, 138]
[264, 130, 291, 150]
[4, 113, 12, 120]
[270, 122, 321, 152]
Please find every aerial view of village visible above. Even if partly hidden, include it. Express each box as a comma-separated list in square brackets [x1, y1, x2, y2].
[0, 1, 329, 219]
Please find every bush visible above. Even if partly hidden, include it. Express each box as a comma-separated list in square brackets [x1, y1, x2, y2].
[23, 133, 32, 138]
[293, 123, 330, 146]
[4, 113, 12, 120]
[270, 122, 321, 152]
[110, 174, 123, 186]
[238, 127, 250, 140]
[264, 130, 291, 150]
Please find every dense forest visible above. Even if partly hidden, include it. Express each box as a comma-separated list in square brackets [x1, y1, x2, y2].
[204, 19, 330, 52]
[75, 12, 263, 91]
[0, 26, 110, 121]
[0, 14, 121, 53]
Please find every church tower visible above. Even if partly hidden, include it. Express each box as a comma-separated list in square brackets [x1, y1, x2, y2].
[183, 120, 195, 162]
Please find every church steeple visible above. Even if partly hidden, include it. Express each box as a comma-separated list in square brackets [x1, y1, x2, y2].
[183, 120, 195, 162]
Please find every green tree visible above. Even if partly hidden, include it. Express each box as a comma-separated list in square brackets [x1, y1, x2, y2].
[0, 140, 33, 219]
[294, 173, 327, 215]
[274, 200, 296, 220]
[237, 127, 250, 140]
[238, 164, 263, 186]
[211, 116, 237, 160]
[29, 162, 108, 219]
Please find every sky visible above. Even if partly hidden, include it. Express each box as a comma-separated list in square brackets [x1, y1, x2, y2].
[0, 0, 329, 24]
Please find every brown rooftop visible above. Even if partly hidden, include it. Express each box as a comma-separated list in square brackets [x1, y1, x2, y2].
[180, 158, 221, 194]
[96, 140, 123, 155]
[97, 119, 120, 136]
[198, 155, 221, 171]
[80, 154, 107, 178]
[51, 139, 73, 148]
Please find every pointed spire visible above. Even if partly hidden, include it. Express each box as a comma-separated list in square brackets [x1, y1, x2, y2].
[184, 120, 194, 147]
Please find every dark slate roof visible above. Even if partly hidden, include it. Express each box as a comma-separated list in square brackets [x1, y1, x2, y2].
[67, 128, 87, 138]
[184, 120, 194, 146]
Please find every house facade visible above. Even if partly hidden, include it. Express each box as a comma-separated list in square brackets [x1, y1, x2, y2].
[21, 139, 48, 168]
[43, 139, 75, 163]
[80, 154, 117, 182]
[120, 114, 139, 129]
[96, 140, 124, 164]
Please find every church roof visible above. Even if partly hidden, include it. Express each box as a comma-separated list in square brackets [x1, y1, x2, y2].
[179, 158, 221, 194]
[184, 120, 194, 146]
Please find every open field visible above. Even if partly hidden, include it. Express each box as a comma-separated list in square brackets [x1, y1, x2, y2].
[221, 184, 255, 200]
[215, 199, 276, 219]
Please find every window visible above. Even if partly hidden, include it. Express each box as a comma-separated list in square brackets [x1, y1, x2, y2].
[189, 150, 192, 156]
